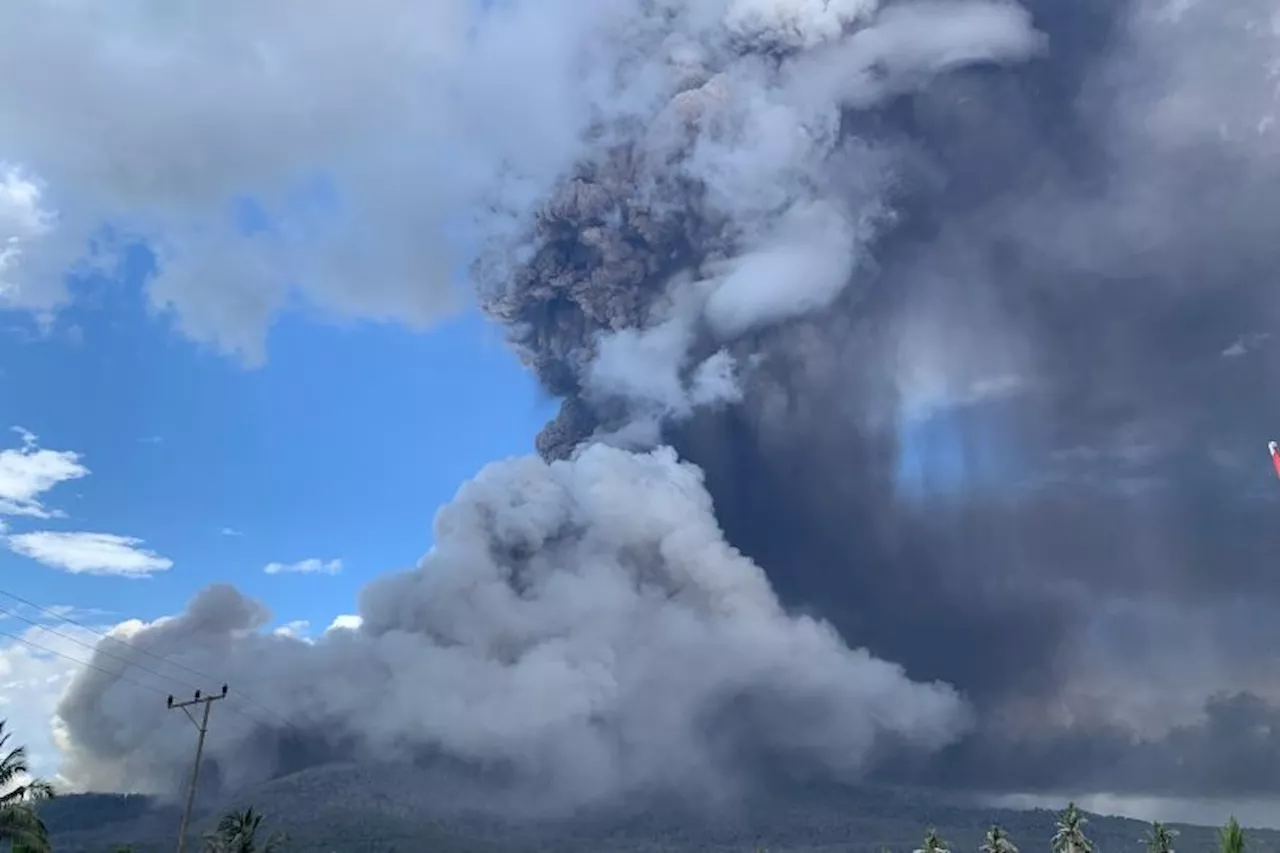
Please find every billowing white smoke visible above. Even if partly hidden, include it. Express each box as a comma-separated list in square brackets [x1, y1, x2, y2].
[57, 445, 968, 804]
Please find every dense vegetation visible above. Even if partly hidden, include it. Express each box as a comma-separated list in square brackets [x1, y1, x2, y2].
[37, 782, 1280, 853]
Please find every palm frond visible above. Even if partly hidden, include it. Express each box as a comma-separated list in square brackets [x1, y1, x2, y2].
[1220, 816, 1246, 853]
[1, 778, 56, 807]
[0, 803, 52, 853]
[0, 742, 31, 790]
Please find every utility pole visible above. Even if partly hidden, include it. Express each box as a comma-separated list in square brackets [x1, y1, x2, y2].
[168, 684, 228, 853]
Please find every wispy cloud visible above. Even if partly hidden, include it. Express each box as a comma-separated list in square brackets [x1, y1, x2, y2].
[900, 372, 1029, 423]
[958, 374, 1026, 405]
[263, 557, 342, 576]
[0, 427, 87, 518]
[1222, 331, 1270, 358]
[272, 620, 312, 639]
[7, 531, 172, 578]
[0, 601, 117, 625]
[220, 527, 244, 537]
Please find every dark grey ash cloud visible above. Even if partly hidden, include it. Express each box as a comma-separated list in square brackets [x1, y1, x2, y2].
[473, 0, 1280, 796]
[50, 0, 1280, 807]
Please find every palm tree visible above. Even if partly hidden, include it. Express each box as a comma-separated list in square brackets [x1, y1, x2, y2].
[982, 825, 1019, 853]
[0, 720, 55, 853]
[1146, 820, 1179, 853]
[916, 827, 951, 853]
[1052, 802, 1095, 853]
[202, 807, 288, 853]
[1219, 816, 1246, 853]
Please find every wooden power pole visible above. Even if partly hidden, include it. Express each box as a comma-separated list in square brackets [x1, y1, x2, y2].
[168, 684, 228, 853]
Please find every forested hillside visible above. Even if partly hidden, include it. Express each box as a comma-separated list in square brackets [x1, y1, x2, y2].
[36, 768, 1280, 853]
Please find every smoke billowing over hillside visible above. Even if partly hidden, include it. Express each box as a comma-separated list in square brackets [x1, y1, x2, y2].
[27, 0, 1280, 808]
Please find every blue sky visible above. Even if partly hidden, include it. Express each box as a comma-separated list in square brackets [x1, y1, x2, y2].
[0, 243, 556, 636]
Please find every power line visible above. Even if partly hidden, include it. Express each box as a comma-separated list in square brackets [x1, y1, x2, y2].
[0, 589, 226, 685]
[0, 589, 304, 734]
[0, 616, 294, 734]
[0, 587, 303, 728]
[3, 627, 245, 853]
[0, 626, 172, 699]
[0, 604, 209, 695]
[0, 603, 260, 719]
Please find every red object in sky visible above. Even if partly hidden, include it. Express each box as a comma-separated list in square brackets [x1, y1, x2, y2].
[1270, 441, 1280, 479]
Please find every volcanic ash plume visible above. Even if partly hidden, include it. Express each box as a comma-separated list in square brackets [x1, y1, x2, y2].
[468, 0, 1280, 802]
[55, 446, 967, 806]
[54, 0, 1280, 808]
[51, 0, 1047, 804]
[470, 0, 1064, 728]
[474, 0, 1045, 458]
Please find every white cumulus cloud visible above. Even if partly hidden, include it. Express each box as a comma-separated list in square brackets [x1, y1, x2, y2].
[0, 427, 88, 519]
[325, 614, 363, 633]
[263, 557, 342, 576]
[7, 532, 173, 578]
[0, 621, 113, 785]
[0, 0, 483, 362]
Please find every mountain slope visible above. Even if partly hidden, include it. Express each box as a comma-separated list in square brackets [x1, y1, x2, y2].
[39, 766, 1280, 853]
